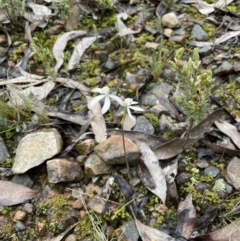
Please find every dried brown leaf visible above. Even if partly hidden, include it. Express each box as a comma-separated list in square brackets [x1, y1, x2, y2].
[209, 217, 240, 241]
[136, 141, 167, 204]
[176, 194, 196, 239]
[153, 109, 223, 159]
[86, 96, 107, 143]
[134, 218, 176, 241]
[214, 120, 240, 149]
[202, 140, 240, 157]
[0, 180, 38, 206]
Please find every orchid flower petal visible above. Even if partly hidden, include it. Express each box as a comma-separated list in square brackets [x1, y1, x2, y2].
[101, 86, 110, 95]
[109, 95, 124, 105]
[129, 106, 145, 112]
[91, 88, 103, 93]
[130, 101, 138, 105]
[101, 96, 111, 114]
[127, 107, 134, 120]
[124, 98, 133, 106]
[88, 95, 104, 109]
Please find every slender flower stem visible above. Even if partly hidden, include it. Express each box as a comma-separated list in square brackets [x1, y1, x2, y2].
[121, 109, 131, 181]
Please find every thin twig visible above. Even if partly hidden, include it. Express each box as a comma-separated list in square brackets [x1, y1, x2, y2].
[121, 114, 131, 182]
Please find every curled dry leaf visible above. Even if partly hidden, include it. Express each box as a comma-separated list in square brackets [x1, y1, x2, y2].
[53, 31, 86, 72]
[136, 141, 167, 204]
[214, 120, 240, 149]
[0, 180, 39, 206]
[68, 36, 99, 71]
[214, 31, 240, 46]
[23, 2, 52, 28]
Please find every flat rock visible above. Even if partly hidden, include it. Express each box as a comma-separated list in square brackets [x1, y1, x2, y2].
[140, 92, 159, 106]
[94, 135, 140, 165]
[12, 128, 63, 174]
[84, 153, 112, 177]
[191, 24, 208, 41]
[47, 158, 84, 183]
[214, 61, 233, 75]
[133, 116, 154, 134]
[150, 83, 173, 98]
[204, 166, 220, 177]
[226, 157, 240, 190]
[115, 220, 139, 241]
[75, 139, 96, 155]
[0, 136, 9, 163]
[162, 12, 180, 29]
[87, 196, 107, 214]
[199, 45, 212, 57]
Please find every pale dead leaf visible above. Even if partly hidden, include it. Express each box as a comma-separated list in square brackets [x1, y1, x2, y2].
[53, 31, 86, 72]
[86, 96, 107, 143]
[27, 2, 52, 18]
[54, 77, 90, 95]
[214, 0, 234, 8]
[116, 12, 142, 37]
[0, 180, 38, 206]
[7, 81, 55, 108]
[136, 141, 167, 204]
[176, 194, 196, 239]
[134, 218, 176, 241]
[145, 42, 159, 49]
[187, 40, 213, 47]
[30, 81, 55, 100]
[214, 120, 240, 149]
[123, 114, 136, 130]
[23, 3, 52, 28]
[192, 0, 234, 15]
[192, 0, 214, 15]
[214, 31, 240, 45]
[68, 36, 99, 71]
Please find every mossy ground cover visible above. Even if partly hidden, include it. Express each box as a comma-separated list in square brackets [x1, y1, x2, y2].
[1, 0, 240, 240]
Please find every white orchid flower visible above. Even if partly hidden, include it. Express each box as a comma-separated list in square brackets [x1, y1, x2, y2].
[121, 98, 144, 120]
[88, 86, 123, 114]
